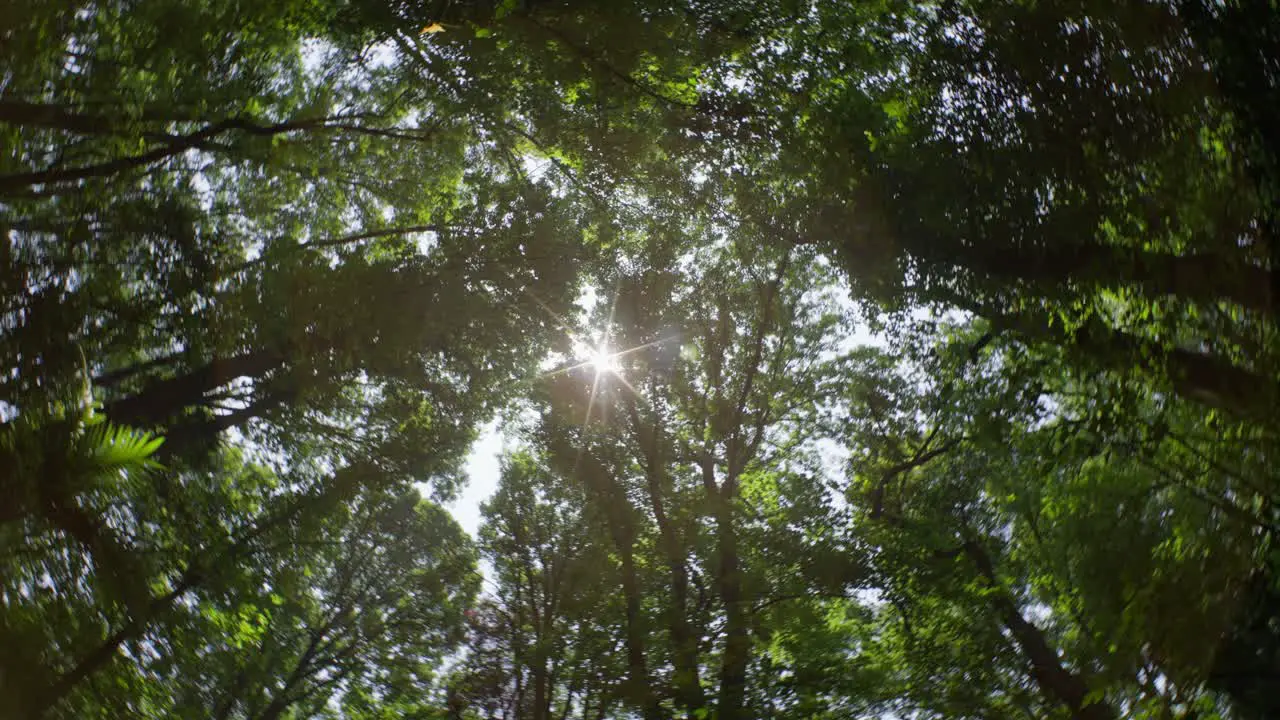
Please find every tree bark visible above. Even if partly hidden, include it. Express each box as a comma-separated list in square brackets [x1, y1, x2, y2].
[103, 349, 284, 428]
[957, 242, 1274, 317]
[713, 488, 749, 720]
[631, 407, 707, 717]
[961, 536, 1116, 720]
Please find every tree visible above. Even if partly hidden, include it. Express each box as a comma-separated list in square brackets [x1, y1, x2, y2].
[163, 488, 478, 720]
[838, 322, 1272, 718]
[452, 453, 625, 720]
[489, 227, 868, 720]
[603, 0, 1280, 421]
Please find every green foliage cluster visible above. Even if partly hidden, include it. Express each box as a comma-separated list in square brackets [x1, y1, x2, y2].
[2, 0, 1278, 719]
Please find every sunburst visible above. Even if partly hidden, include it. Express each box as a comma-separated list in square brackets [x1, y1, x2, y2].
[570, 338, 638, 412]
[578, 341, 622, 375]
[523, 282, 648, 427]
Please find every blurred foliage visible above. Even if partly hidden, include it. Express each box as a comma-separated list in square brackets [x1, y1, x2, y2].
[2, 0, 1278, 718]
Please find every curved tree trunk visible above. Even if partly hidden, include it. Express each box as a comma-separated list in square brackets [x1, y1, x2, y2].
[956, 242, 1274, 317]
[961, 535, 1116, 720]
[103, 350, 284, 428]
[949, 293, 1276, 421]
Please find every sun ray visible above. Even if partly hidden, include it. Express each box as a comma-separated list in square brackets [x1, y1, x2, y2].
[603, 276, 621, 355]
[519, 277, 671, 429]
[468, 262, 640, 416]
[537, 357, 598, 379]
[609, 368, 640, 398]
[610, 334, 681, 360]
[588, 343, 623, 373]
[582, 367, 602, 432]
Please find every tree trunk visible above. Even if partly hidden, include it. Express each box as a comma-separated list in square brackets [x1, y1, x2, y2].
[961, 536, 1116, 720]
[970, 299, 1274, 421]
[1179, 0, 1280, 320]
[714, 488, 749, 720]
[958, 242, 1274, 317]
[0, 100, 194, 134]
[532, 629, 549, 720]
[28, 575, 200, 718]
[92, 352, 186, 388]
[619, 544, 663, 720]
[159, 385, 297, 458]
[1067, 318, 1267, 420]
[576, 451, 663, 720]
[0, 120, 235, 196]
[0, 114, 333, 197]
[252, 621, 331, 720]
[103, 349, 284, 428]
[633, 410, 707, 717]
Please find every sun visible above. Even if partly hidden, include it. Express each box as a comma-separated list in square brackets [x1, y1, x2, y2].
[585, 343, 622, 374]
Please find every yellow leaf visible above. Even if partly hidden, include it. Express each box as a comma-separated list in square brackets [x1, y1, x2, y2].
[420, 22, 446, 34]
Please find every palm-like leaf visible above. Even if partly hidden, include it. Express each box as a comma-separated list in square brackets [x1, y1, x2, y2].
[1, 384, 166, 516]
[78, 416, 166, 477]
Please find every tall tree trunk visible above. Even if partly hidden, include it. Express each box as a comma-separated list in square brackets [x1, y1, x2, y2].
[1059, 316, 1266, 419]
[532, 619, 549, 720]
[653, 506, 706, 718]
[576, 451, 663, 720]
[713, 489, 749, 720]
[103, 349, 284, 428]
[957, 241, 1274, 317]
[618, 543, 663, 720]
[632, 408, 707, 717]
[961, 536, 1116, 720]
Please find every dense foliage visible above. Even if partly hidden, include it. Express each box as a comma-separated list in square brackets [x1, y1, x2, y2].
[2, 1, 1276, 718]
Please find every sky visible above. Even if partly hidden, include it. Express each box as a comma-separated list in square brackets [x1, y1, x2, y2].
[448, 420, 504, 539]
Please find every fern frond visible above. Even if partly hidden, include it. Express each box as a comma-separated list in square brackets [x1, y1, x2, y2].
[80, 421, 165, 475]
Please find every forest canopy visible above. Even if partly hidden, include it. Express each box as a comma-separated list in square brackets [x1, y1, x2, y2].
[1, 1, 1277, 719]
